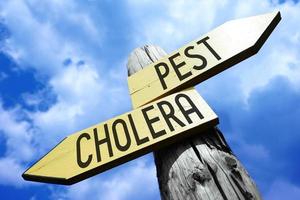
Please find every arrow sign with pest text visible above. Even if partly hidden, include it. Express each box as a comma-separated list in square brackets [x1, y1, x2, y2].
[128, 11, 281, 108]
[22, 88, 218, 185]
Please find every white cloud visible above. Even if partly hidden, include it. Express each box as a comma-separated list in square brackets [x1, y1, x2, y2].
[241, 143, 270, 161]
[0, 72, 7, 81]
[0, 0, 130, 151]
[226, 132, 271, 166]
[127, 0, 300, 101]
[0, 103, 34, 187]
[51, 156, 159, 200]
[0, 157, 25, 187]
[265, 179, 300, 200]
[0, 0, 299, 199]
[0, 0, 102, 76]
[0, 102, 34, 162]
[0, 0, 129, 190]
[29, 64, 105, 148]
[127, 0, 274, 50]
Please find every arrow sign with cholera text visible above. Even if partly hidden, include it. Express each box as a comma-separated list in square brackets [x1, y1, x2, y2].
[22, 88, 218, 185]
[128, 11, 281, 108]
[22, 11, 281, 185]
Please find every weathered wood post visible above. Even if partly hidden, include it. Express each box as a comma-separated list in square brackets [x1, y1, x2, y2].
[127, 45, 262, 200]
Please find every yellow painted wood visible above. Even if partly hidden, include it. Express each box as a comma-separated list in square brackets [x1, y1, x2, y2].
[128, 11, 281, 109]
[22, 88, 218, 185]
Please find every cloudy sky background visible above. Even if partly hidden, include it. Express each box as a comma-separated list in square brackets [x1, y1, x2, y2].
[0, 0, 300, 199]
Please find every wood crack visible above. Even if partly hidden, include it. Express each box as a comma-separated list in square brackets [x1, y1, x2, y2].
[144, 45, 155, 62]
[204, 145, 243, 200]
[127, 45, 262, 200]
[205, 159, 229, 200]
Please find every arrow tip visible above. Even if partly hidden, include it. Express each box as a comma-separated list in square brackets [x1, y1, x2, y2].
[21, 137, 74, 185]
[252, 10, 281, 52]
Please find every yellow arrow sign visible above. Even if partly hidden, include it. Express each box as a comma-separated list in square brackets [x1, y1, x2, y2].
[22, 88, 218, 185]
[128, 11, 281, 109]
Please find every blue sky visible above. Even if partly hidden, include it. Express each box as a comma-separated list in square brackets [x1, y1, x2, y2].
[0, 0, 300, 199]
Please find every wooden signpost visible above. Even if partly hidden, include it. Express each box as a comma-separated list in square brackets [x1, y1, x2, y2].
[23, 11, 281, 199]
[128, 46, 265, 200]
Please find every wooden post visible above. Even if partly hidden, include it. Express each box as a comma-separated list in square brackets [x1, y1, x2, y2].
[127, 45, 262, 200]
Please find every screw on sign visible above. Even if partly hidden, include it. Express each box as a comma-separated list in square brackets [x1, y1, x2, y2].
[23, 11, 281, 198]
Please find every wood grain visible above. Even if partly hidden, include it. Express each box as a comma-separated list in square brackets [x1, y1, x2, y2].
[127, 45, 262, 200]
